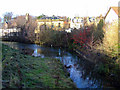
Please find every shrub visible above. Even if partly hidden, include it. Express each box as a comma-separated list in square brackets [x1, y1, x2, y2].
[38, 29, 68, 47]
[101, 21, 118, 57]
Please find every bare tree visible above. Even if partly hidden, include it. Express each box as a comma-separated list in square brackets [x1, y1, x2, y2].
[3, 12, 13, 22]
[11, 15, 37, 43]
[25, 16, 37, 42]
[14, 15, 26, 28]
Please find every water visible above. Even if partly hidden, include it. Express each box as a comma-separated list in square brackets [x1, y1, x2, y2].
[2, 41, 105, 88]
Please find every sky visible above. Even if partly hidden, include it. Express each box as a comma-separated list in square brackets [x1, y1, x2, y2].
[0, 0, 119, 19]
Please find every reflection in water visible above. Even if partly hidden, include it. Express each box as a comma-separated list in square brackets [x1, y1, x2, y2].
[59, 48, 61, 56]
[32, 48, 41, 57]
[69, 66, 98, 88]
[2, 41, 104, 88]
[56, 56, 102, 88]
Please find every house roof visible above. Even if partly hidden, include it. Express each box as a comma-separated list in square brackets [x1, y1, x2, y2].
[104, 7, 120, 19]
[40, 16, 61, 19]
[111, 7, 119, 15]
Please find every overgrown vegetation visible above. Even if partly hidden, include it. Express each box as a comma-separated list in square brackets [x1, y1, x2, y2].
[93, 20, 120, 86]
[67, 20, 120, 87]
[36, 29, 69, 47]
[99, 21, 118, 57]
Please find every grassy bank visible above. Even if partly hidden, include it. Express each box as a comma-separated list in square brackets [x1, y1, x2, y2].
[2, 44, 76, 88]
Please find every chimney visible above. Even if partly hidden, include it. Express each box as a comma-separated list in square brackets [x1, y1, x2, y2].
[26, 13, 29, 22]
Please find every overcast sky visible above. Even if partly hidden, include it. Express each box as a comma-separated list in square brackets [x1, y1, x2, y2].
[0, 0, 119, 18]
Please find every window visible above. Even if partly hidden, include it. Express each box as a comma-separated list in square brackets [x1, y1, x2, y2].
[58, 23, 60, 27]
[72, 19, 74, 23]
[25, 33, 27, 36]
[51, 23, 54, 28]
[77, 19, 78, 22]
[35, 33, 37, 37]
[69, 24, 70, 28]
[14, 33, 16, 36]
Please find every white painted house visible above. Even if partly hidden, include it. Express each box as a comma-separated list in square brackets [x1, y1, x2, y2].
[2, 28, 21, 37]
[104, 7, 120, 24]
[70, 17, 84, 29]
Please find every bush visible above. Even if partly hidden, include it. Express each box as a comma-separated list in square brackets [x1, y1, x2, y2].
[37, 30, 68, 47]
[100, 21, 118, 57]
[93, 19, 104, 45]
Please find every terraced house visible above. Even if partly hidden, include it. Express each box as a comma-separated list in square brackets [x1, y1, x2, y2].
[34, 15, 71, 44]
[35, 15, 70, 32]
[70, 15, 104, 29]
[70, 17, 84, 29]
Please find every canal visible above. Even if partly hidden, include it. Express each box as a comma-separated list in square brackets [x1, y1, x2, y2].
[2, 41, 109, 88]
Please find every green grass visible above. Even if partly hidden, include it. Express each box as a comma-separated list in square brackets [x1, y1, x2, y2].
[2, 44, 76, 88]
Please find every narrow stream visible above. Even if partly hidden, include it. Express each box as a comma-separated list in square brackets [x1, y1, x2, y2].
[2, 41, 107, 88]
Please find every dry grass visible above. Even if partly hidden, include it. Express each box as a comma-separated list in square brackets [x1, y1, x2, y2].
[97, 21, 118, 57]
